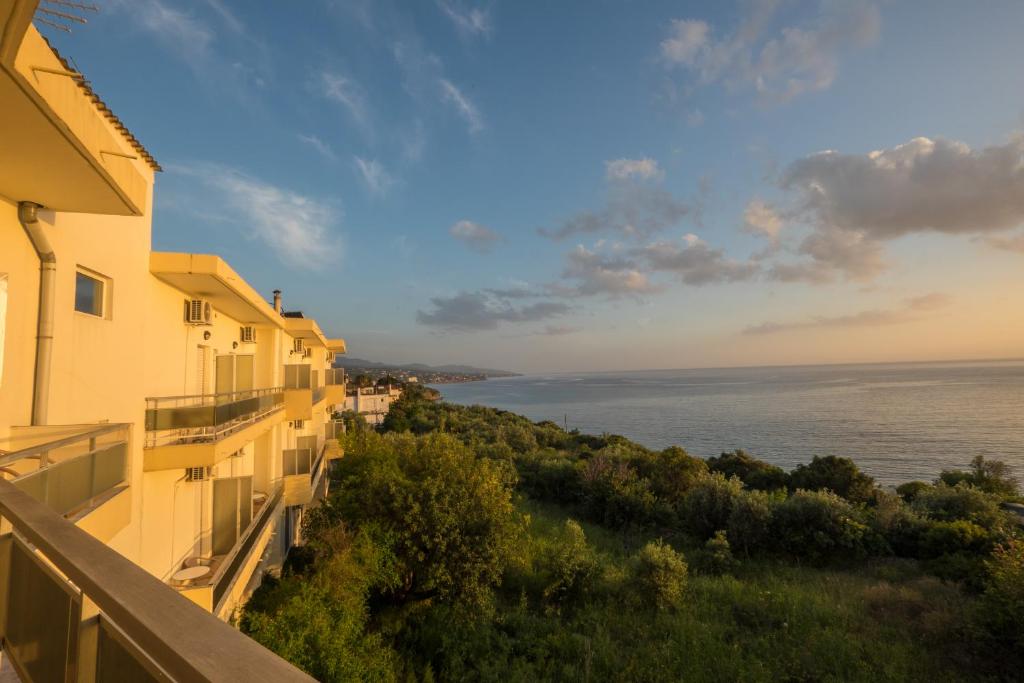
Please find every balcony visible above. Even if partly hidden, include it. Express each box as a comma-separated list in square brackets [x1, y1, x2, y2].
[324, 368, 346, 404]
[0, 423, 130, 542]
[282, 446, 326, 507]
[143, 388, 284, 471]
[284, 365, 328, 420]
[172, 484, 284, 618]
[0, 478, 312, 682]
[324, 420, 345, 461]
[0, 19, 152, 215]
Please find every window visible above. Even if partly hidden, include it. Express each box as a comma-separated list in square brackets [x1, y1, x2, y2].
[74, 269, 107, 317]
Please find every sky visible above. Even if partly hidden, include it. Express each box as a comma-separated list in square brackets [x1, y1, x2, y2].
[46, 0, 1024, 373]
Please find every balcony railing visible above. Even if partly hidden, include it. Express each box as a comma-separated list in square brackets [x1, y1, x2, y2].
[0, 423, 129, 519]
[312, 385, 326, 405]
[0, 479, 313, 682]
[325, 368, 346, 386]
[325, 419, 345, 441]
[144, 388, 284, 448]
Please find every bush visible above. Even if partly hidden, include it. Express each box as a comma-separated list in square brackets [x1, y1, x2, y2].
[896, 481, 931, 502]
[918, 520, 992, 560]
[645, 446, 708, 504]
[939, 456, 1020, 500]
[579, 454, 659, 528]
[681, 473, 744, 540]
[726, 489, 775, 556]
[788, 455, 877, 503]
[707, 450, 788, 491]
[772, 489, 869, 563]
[632, 540, 688, 611]
[699, 530, 737, 575]
[539, 520, 600, 609]
[912, 483, 1009, 529]
[972, 540, 1024, 669]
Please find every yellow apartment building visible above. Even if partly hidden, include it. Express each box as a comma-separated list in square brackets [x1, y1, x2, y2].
[0, 3, 341, 680]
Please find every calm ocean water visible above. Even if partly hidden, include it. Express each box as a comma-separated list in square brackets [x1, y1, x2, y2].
[433, 360, 1024, 486]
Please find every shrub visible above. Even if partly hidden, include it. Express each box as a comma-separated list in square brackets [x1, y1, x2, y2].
[912, 483, 1009, 529]
[726, 489, 775, 556]
[579, 454, 659, 528]
[896, 481, 931, 502]
[788, 455, 877, 503]
[539, 520, 600, 609]
[681, 473, 744, 540]
[939, 455, 1020, 500]
[699, 530, 737, 575]
[772, 489, 869, 563]
[645, 446, 708, 504]
[707, 450, 788, 491]
[632, 540, 688, 611]
[972, 539, 1024, 669]
[918, 520, 992, 559]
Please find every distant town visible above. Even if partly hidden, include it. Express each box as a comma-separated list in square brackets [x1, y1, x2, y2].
[331, 357, 519, 385]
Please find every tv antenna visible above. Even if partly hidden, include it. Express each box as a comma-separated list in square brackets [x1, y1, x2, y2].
[35, 0, 99, 34]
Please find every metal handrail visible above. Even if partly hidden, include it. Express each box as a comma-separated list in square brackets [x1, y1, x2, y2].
[144, 386, 284, 406]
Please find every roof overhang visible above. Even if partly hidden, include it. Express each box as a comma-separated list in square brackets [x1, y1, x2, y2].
[150, 253, 283, 328]
[284, 317, 329, 348]
[326, 339, 347, 354]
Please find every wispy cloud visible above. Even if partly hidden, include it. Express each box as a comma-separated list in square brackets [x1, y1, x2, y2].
[605, 158, 664, 181]
[555, 245, 664, 299]
[417, 290, 570, 331]
[297, 134, 336, 161]
[437, 0, 491, 38]
[354, 157, 395, 196]
[743, 292, 952, 335]
[169, 163, 341, 269]
[439, 78, 484, 133]
[661, 0, 880, 103]
[450, 220, 502, 253]
[318, 71, 370, 131]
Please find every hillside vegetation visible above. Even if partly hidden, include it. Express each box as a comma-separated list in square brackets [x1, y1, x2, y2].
[242, 386, 1024, 682]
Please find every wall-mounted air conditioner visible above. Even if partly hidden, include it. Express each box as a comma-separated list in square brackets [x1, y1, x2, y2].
[185, 299, 213, 325]
[185, 466, 210, 482]
[240, 326, 256, 343]
[292, 338, 305, 355]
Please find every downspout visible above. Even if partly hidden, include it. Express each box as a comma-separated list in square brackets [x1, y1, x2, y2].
[17, 202, 55, 426]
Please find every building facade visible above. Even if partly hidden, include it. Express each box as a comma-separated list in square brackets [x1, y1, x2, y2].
[0, 5, 337, 680]
[343, 385, 402, 426]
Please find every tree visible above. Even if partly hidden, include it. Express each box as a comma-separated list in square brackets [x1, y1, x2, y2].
[707, 450, 787, 491]
[789, 455, 877, 503]
[939, 456, 1019, 499]
[631, 540, 688, 611]
[681, 473, 744, 540]
[334, 431, 524, 608]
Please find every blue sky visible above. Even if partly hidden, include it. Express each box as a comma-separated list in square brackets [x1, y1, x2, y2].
[48, 1, 1024, 372]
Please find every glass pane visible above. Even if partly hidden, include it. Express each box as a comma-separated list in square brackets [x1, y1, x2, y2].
[215, 355, 234, 395]
[235, 355, 254, 392]
[212, 478, 239, 555]
[96, 618, 161, 683]
[74, 272, 103, 316]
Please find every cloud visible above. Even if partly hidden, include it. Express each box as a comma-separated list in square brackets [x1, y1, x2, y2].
[661, 0, 880, 103]
[297, 134, 336, 161]
[450, 220, 502, 253]
[687, 109, 705, 127]
[541, 183, 691, 241]
[170, 163, 340, 269]
[743, 198, 782, 240]
[319, 71, 370, 130]
[437, 0, 490, 38]
[606, 158, 664, 181]
[354, 157, 395, 196]
[439, 78, 484, 133]
[540, 325, 581, 336]
[638, 234, 759, 285]
[743, 291, 951, 335]
[556, 245, 663, 299]
[112, 0, 213, 68]
[984, 231, 1024, 253]
[416, 291, 570, 331]
[782, 136, 1024, 239]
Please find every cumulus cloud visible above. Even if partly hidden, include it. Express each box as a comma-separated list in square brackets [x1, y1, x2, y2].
[353, 157, 395, 196]
[170, 163, 340, 269]
[416, 291, 570, 331]
[555, 245, 663, 299]
[450, 220, 502, 253]
[743, 292, 951, 335]
[439, 78, 484, 133]
[638, 234, 759, 285]
[541, 184, 691, 241]
[661, 0, 880, 103]
[606, 158, 664, 181]
[437, 0, 490, 38]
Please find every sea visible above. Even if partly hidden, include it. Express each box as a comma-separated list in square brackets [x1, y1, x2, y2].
[432, 359, 1024, 486]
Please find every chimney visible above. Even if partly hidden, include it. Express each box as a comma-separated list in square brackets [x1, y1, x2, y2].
[272, 290, 282, 313]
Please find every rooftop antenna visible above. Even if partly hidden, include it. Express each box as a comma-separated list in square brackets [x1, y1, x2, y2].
[35, 0, 99, 34]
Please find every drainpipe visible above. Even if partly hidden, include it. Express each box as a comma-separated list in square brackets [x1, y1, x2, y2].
[18, 202, 55, 426]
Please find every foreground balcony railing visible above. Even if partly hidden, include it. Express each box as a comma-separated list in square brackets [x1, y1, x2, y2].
[144, 388, 284, 449]
[0, 423, 129, 520]
[0, 479, 312, 682]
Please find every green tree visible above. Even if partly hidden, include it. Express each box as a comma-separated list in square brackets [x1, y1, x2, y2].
[681, 473, 744, 540]
[789, 455, 877, 503]
[632, 540, 688, 611]
[707, 450, 788, 491]
[539, 519, 599, 610]
[335, 430, 524, 607]
[939, 456, 1020, 499]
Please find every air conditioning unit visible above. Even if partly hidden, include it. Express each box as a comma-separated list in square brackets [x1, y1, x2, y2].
[292, 338, 305, 355]
[185, 299, 213, 325]
[240, 326, 256, 343]
[185, 466, 209, 482]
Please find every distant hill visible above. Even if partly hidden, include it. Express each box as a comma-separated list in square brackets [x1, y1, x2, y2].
[333, 357, 519, 378]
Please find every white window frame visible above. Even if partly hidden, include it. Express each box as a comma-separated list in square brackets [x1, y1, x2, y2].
[74, 266, 112, 320]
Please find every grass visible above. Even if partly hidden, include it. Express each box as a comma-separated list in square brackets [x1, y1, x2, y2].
[460, 496, 985, 682]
